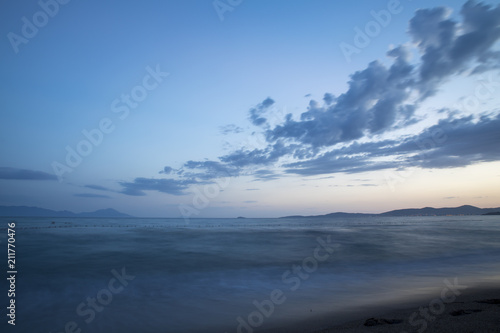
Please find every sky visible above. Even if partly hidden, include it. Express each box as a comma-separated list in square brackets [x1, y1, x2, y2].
[1, 0, 500, 218]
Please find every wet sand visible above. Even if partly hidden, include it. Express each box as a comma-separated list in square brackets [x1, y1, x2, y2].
[308, 287, 500, 333]
[259, 286, 500, 333]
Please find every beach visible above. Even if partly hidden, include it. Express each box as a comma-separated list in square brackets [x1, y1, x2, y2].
[307, 287, 500, 333]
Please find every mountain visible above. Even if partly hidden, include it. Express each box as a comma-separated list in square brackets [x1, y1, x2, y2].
[75, 208, 132, 218]
[381, 205, 500, 216]
[283, 212, 376, 218]
[281, 205, 500, 218]
[482, 211, 500, 215]
[0, 206, 133, 218]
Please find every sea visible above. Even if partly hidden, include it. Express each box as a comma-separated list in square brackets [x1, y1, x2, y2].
[1, 215, 500, 333]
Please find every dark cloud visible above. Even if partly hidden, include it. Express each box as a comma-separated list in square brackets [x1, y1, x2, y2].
[266, 50, 416, 148]
[159, 166, 174, 175]
[249, 97, 275, 126]
[412, 113, 500, 168]
[410, 0, 500, 96]
[284, 114, 500, 176]
[0, 167, 57, 180]
[74, 193, 110, 198]
[84, 184, 111, 191]
[323, 93, 336, 105]
[262, 1, 499, 150]
[119, 178, 198, 196]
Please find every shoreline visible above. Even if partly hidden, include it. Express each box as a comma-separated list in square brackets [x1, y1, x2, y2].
[307, 286, 500, 333]
[258, 285, 500, 333]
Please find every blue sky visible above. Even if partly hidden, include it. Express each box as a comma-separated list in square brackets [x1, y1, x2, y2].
[1, 0, 499, 217]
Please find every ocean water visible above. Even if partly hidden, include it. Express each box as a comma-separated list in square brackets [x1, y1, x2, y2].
[1, 216, 500, 332]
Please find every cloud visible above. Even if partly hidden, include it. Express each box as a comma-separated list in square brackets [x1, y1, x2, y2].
[119, 178, 199, 196]
[182, 160, 238, 180]
[0, 167, 57, 180]
[284, 154, 396, 176]
[265, 47, 416, 148]
[122, 1, 500, 193]
[84, 184, 111, 191]
[411, 113, 500, 169]
[74, 193, 111, 198]
[284, 114, 500, 176]
[323, 93, 336, 105]
[159, 166, 174, 175]
[218, 1, 500, 178]
[410, 1, 500, 96]
[220, 140, 295, 168]
[249, 97, 275, 127]
[252, 169, 281, 182]
[219, 124, 244, 135]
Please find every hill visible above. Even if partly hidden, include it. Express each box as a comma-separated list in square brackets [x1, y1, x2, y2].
[381, 205, 500, 216]
[281, 205, 500, 218]
[0, 206, 133, 218]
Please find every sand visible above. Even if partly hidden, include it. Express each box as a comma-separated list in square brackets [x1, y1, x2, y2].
[257, 287, 500, 332]
[307, 287, 500, 333]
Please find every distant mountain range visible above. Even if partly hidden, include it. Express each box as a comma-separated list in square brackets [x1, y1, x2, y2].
[0, 206, 133, 218]
[282, 205, 500, 218]
[1, 204, 499, 219]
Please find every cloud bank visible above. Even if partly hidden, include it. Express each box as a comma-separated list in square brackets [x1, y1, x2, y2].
[119, 1, 500, 196]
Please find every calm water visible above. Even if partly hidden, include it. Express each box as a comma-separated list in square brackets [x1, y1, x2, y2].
[1, 216, 500, 332]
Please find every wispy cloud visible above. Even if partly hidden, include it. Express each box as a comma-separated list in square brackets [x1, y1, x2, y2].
[74, 193, 111, 198]
[0, 167, 57, 180]
[119, 177, 199, 196]
[84, 184, 111, 191]
[219, 124, 244, 135]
